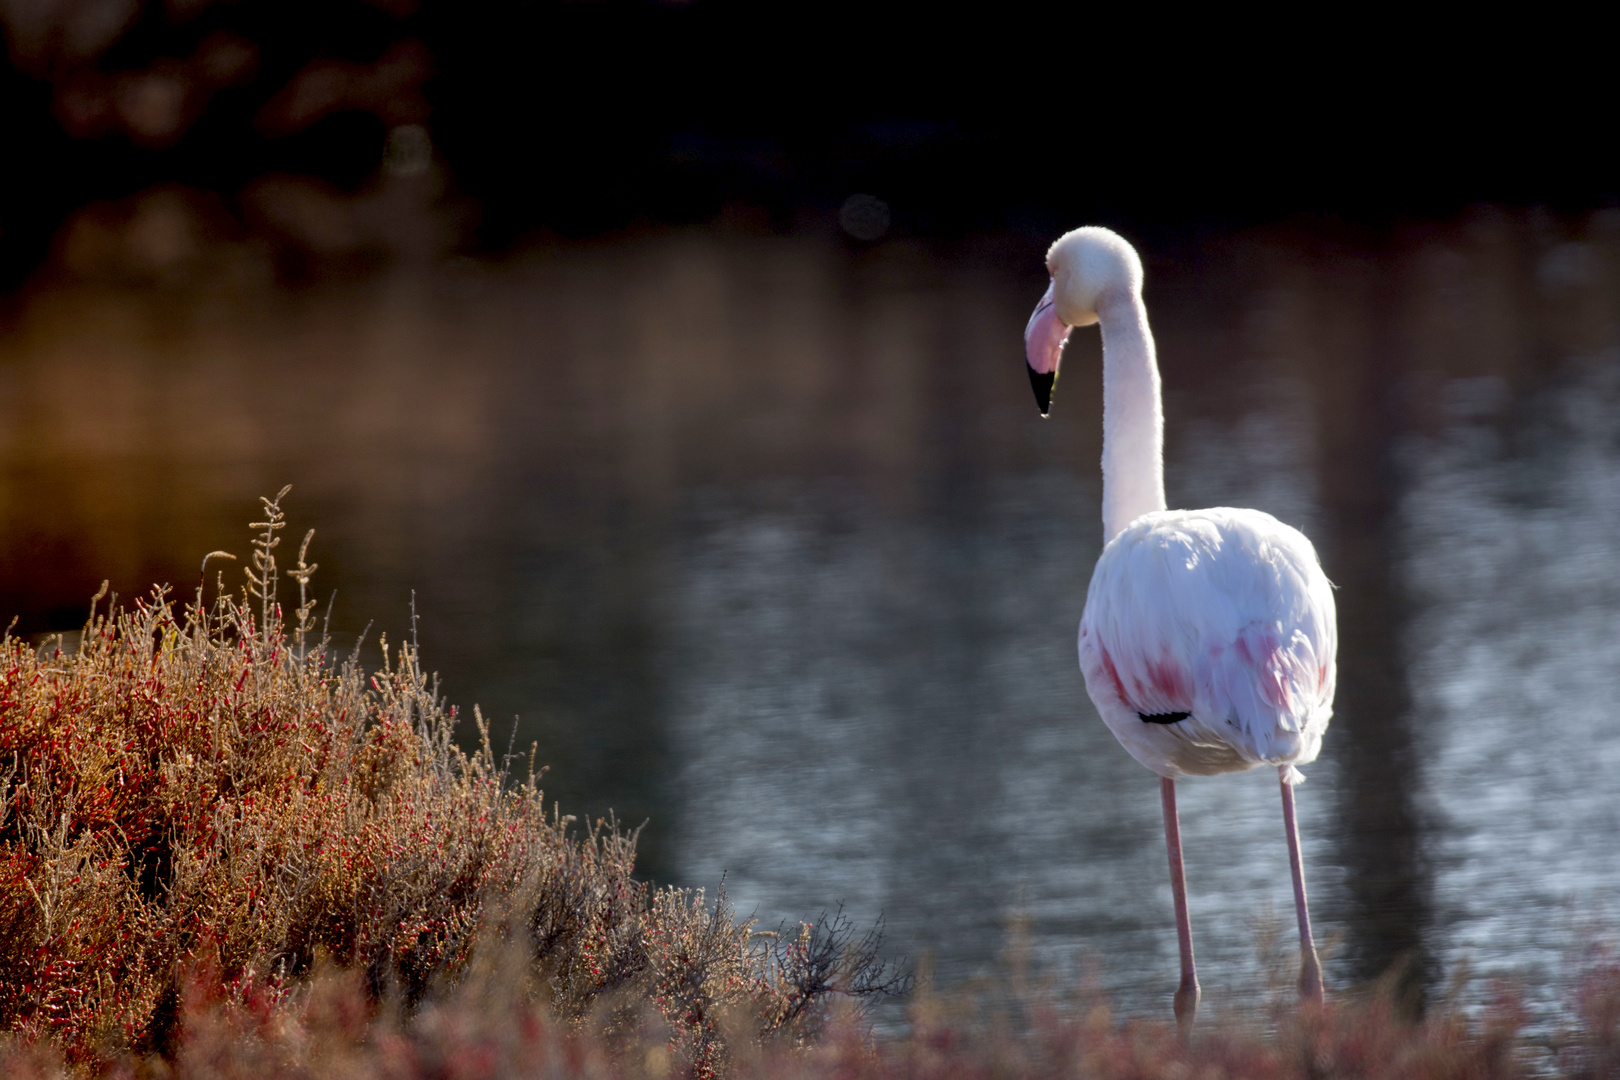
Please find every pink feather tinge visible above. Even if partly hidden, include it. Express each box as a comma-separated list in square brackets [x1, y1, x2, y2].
[1077, 507, 1337, 778]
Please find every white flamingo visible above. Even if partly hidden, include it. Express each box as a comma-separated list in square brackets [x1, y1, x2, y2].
[1024, 227, 1336, 1029]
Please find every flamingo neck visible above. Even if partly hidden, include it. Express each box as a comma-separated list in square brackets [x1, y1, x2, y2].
[1098, 290, 1166, 542]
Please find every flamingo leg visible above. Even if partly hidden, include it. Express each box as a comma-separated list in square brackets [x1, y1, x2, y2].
[1160, 776, 1199, 1031]
[1279, 769, 1325, 1003]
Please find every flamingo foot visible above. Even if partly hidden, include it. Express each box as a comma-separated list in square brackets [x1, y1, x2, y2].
[1298, 947, 1324, 1004]
[1280, 768, 1326, 1007]
[1174, 974, 1200, 1034]
[1161, 777, 1200, 1034]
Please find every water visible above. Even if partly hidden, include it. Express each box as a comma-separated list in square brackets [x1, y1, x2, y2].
[2, 210, 1618, 1020]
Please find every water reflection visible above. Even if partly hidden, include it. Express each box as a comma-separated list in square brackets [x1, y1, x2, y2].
[1, 213, 1618, 1017]
[1406, 355, 1620, 993]
[1313, 255, 1436, 1005]
[666, 471, 1339, 1015]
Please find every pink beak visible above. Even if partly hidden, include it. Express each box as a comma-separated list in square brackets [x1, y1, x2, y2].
[1024, 281, 1071, 417]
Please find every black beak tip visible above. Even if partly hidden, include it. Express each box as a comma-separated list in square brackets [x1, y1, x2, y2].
[1028, 366, 1055, 418]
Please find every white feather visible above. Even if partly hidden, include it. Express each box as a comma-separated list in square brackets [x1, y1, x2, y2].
[1038, 226, 1339, 781]
[1078, 507, 1337, 779]
[1029, 225, 1336, 1008]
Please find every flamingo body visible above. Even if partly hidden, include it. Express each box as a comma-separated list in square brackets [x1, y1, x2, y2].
[1024, 225, 1335, 1023]
[1078, 507, 1336, 780]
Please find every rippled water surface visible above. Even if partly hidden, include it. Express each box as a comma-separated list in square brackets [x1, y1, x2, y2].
[3, 212, 1618, 1018]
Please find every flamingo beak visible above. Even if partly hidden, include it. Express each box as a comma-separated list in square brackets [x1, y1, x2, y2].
[1024, 280, 1071, 417]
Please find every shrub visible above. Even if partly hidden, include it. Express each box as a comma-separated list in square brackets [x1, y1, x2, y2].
[0, 489, 901, 1072]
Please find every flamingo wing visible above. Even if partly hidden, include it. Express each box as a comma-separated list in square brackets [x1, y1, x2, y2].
[1079, 508, 1337, 776]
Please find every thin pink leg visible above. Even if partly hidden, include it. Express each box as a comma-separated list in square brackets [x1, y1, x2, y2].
[1160, 776, 1199, 1031]
[1280, 768, 1325, 1003]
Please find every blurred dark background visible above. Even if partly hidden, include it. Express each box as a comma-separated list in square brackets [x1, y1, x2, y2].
[2, 0, 1613, 290]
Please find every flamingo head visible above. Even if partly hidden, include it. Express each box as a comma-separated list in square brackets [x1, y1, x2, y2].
[1024, 226, 1144, 417]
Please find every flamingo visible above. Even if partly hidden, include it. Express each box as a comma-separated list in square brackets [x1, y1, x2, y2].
[1024, 227, 1336, 1029]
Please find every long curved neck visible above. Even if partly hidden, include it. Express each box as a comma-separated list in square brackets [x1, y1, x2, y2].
[1098, 290, 1166, 542]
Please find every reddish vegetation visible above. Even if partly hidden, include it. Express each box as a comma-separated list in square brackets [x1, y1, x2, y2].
[0, 955, 1617, 1079]
[0, 493, 895, 1074]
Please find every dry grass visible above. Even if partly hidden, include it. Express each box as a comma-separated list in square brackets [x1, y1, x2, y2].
[0, 490, 900, 1074]
[0, 941, 1616, 1079]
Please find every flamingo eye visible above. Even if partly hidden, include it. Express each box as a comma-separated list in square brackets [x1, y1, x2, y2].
[1139, 712, 1190, 725]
